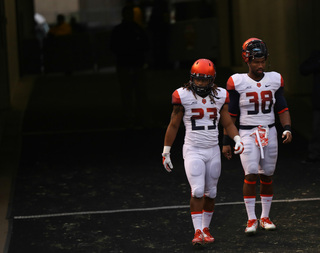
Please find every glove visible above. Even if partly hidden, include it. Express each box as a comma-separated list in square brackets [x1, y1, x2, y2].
[233, 135, 244, 155]
[162, 153, 173, 172]
[162, 146, 173, 172]
[282, 130, 292, 144]
[282, 130, 291, 137]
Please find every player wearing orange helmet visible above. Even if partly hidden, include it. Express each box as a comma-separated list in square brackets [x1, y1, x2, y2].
[223, 38, 292, 235]
[162, 59, 244, 245]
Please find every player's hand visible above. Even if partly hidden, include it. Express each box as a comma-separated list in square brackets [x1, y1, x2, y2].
[162, 153, 173, 172]
[222, 145, 232, 160]
[233, 135, 244, 155]
[282, 130, 292, 144]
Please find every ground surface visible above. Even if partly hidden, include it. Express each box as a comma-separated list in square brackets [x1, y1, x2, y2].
[6, 71, 320, 253]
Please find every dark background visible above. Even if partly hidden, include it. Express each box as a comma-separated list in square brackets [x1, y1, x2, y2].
[1, 0, 320, 252]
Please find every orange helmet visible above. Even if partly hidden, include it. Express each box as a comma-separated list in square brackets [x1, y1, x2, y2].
[241, 38, 268, 63]
[190, 59, 216, 97]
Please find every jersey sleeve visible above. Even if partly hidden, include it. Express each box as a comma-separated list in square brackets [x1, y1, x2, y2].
[280, 75, 284, 87]
[226, 76, 239, 116]
[226, 76, 235, 90]
[172, 90, 181, 105]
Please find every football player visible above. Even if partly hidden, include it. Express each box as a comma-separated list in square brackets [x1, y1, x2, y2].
[222, 38, 292, 235]
[162, 59, 244, 245]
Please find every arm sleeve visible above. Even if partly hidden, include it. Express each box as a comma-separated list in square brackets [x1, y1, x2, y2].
[228, 90, 240, 116]
[274, 87, 289, 114]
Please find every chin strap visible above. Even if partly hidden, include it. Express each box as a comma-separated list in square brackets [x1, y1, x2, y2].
[192, 84, 213, 97]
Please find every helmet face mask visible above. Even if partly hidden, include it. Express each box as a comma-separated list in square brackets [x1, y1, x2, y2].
[190, 59, 216, 97]
[242, 38, 268, 63]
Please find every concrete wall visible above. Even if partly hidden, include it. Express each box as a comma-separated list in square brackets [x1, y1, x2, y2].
[216, 0, 320, 97]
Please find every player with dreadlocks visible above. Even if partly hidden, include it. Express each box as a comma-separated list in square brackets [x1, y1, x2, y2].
[183, 62, 219, 103]
[162, 59, 244, 245]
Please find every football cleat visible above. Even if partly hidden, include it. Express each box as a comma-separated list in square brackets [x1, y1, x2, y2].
[245, 219, 258, 235]
[202, 227, 214, 243]
[260, 217, 276, 230]
[192, 229, 204, 245]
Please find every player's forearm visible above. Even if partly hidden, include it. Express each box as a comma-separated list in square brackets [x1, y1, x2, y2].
[164, 125, 179, 147]
[222, 116, 237, 136]
[279, 110, 291, 128]
[225, 124, 240, 140]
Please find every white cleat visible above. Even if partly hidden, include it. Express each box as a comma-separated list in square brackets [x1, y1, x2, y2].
[260, 217, 276, 230]
[245, 219, 258, 235]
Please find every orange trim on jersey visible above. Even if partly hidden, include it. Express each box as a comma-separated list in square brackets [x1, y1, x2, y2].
[244, 196, 256, 199]
[172, 90, 181, 104]
[280, 75, 284, 87]
[229, 112, 238, 117]
[225, 91, 230, 104]
[260, 180, 273, 185]
[226, 77, 235, 90]
[244, 179, 256, 185]
[278, 107, 288, 114]
[260, 194, 273, 198]
[191, 211, 203, 215]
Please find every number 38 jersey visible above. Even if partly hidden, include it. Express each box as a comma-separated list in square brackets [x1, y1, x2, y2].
[172, 87, 229, 148]
[227, 71, 289, 126]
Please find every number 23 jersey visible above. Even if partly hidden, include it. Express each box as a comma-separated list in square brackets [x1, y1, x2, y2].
[172, 87, 229, 148]
[227, 71, 288, 127]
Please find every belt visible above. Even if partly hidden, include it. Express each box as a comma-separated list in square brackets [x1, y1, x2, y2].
[239, 123, 275, 130]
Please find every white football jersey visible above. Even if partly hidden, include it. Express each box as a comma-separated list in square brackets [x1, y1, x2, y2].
[227, 72, 284, 126]
[172, 87, 229, 148]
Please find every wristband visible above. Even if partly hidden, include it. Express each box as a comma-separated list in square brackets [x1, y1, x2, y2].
[223, 135, 232, 145]
[163, 146, 171, 153]
[283, 125, 291, 132]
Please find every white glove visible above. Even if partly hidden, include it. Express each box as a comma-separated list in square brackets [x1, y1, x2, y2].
[162, 146, 173, 172]
[162, 153, 173, 172]
[233, 135, 244, 155]
[282, 130, 291, 136]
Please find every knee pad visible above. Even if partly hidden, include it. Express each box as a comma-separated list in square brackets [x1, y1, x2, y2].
[192, 186, 204, 198]
[205, 186, 217, 199]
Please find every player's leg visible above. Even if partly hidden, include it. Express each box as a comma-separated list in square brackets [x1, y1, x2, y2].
[259, 174, 276, 230]
[239, 129, 260, 235]
[243, 173, 259, 235]
[259, 126, 278, 230]
[202, 145, 221, 243]
[183, 145, 206, 245]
